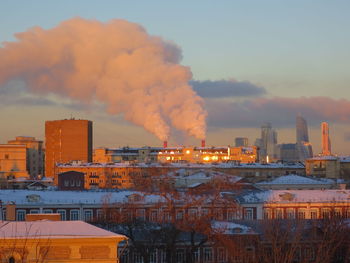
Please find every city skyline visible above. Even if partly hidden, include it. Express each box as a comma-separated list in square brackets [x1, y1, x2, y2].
[1, 1, 350, 154]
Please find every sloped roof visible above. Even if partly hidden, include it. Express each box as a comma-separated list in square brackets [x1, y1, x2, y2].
[256, 174, 332, 185]
[0, 220, 127, 239]
[238, 189, 350, 204]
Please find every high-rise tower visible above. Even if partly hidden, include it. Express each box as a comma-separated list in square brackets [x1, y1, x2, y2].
[296, 115, 313, 161]
[45, 119, 92, 181]
[259, 123, 278, 161]
[321, 122, 331, 156]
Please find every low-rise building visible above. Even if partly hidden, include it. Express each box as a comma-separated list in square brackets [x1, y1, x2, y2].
[1, 188, 350, 222]
[0, 219, 127, 263]
[0, 144, 29, 180]
[55, 161, 305, 189]
[305, 155, 350, 180]
[255, 174, 343, 190]
[94, 145, 259, 164]
[7, 136, 44, 178]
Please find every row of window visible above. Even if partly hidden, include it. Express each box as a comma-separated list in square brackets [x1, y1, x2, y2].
[13, 207, 255, 222]
[120, 247, 228, 263]
[264, 208, 350, 219]
[15, 209, 102, 221]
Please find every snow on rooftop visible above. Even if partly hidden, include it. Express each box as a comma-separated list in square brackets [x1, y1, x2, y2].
[256, 174, 333, 185]
[309, 155, 338, 161]
[239, 189, 350, 204]
[57, 161, 304, 169]
[339, 156, 350, 163]
[0, 220, 126, 239]
[212, 221, 256, 235]
[0, 190, 164, 205]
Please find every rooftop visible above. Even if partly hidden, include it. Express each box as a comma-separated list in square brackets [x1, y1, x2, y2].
[256, 174, 335, 185]
[238, 189, 350, 204]
[0, 220, 126, 239]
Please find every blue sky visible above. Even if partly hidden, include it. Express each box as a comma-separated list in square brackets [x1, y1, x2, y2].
[1, 0, 350, 153]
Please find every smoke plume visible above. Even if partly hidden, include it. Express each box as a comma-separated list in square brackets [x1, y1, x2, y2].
[0, 18, 207, 140]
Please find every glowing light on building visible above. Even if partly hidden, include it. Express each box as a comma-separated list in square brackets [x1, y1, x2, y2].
[203, 156, 210, 161]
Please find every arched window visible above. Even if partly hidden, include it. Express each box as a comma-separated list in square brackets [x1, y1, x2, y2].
[9, 257, 15, 263]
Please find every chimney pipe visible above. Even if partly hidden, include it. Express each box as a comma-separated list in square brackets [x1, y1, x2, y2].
[163, 141, 168, 148]
[201, 139, 206, 148]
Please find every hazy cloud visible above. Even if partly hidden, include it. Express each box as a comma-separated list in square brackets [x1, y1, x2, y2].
[0, 93, 57, 107]
[207, 96, 350, 128]
[191, 79, 266, 98]
[345, 132, 350, 141]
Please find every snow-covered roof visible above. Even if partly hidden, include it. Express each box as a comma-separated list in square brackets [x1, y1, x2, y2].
[339, 156, 350, 163]
[308, 155, 338, 161]
[0, 220, 126, 239]
[256, 174, 333, 185]
[57, 161, 304, 169]
[0, 190, 164, 205]
[211, 221, 256, 235]
[238, 189, 350, 204]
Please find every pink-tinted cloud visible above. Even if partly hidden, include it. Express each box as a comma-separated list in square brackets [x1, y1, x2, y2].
[0, 17, 207, 140]
[207, 96, 350, 128]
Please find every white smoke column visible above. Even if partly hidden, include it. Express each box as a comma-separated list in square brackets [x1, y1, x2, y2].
[0, 18, 207, 140]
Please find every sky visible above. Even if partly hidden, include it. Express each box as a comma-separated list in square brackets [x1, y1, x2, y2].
[1, 0, 350, 154]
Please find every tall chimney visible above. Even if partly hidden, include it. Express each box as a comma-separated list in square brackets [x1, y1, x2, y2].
[163, 141, 168, 148]
[201, 139, 206, 148]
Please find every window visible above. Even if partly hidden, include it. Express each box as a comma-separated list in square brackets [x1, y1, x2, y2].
[30, 209, 40, 214]
[214, 209, 223, 220]
[97, 209, 104, 220]
[227, 209, 237, 221]
[189, 208, 198, 220]
[217, 247, 226, 262]
[84, 209, 93, 221]
[149, 249, 157, 263]
[244, 208, 254, 220]
[192, 248, 200, 263]
[43, 209, 53, 214]
[176, 249, 185, 263]
[159, 249, 166, 263]
[150, 210, 158, 222]
[64, 180, 69, 187]
[2, 210, 6, 221]
[5, 154, 9, 159]
[297, 209, 306, 219]
[286, 208, 295, 219]
[201, 208, 209, 217]
[334, 208, 342, 218]
[70, 209, 80, 220]
[275, 209, 283, 219]
[57, 209, 66, 221]
[321, 208, 330, 219]
[9, 257, 15, 263]
[346, 209, 350, 218]
[310, 209, 318, 219]
[133, 252, 143, 263]
[263, 209, 272, 219]
[203, 248, 213, 262]
[163, 210, 171, 222]
[136, 209, 145, 220]
[304, 247, 315, 260]
[176, 210, 184, 220]
[16, 210, 26, 221]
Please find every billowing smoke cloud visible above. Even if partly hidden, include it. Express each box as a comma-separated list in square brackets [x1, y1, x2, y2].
[191, 79, 266, 98]
[0, 18, 207, 140]
[207, 96, 350, 128]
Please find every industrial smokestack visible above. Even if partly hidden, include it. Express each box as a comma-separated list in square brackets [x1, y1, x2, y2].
[201, 139, 206, 148]
[163, 141, 168, 148]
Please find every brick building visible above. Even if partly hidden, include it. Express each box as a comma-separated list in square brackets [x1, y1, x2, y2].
[45, 119, 92, 182]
